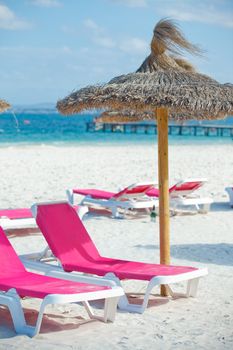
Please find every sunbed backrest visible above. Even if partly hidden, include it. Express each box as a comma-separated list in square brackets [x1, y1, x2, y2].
[169, 180, 204, 197]
[36, 203, 101, 268]
[0, 227, 26, 277]
[113, 183, 154, 199]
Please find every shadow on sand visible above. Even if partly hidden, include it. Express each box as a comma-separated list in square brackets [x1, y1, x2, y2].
[209, 201, 232, 212]
[0, 305, 99, 339]
[134, 243, 233, 266]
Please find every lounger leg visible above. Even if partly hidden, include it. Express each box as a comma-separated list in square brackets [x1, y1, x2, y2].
[77, 205, 89, 220]
[66, 189, 74, 205]
[186, 278, 200, 297]
[111, 207, 122, 219]
[1, 290, 28, 335]
[169, 202, 178, 216]
[166, 278, 200, 299]
[82, 300, 100, 320]
[226, 188, 233, 207]
[104, 273, 157, 314]
[165, 279, 200, 299]
[198, 203, 210, 214]
[103, 297, 119, 322]
[103, 273, 130, 308]
[1, 289, 46, 337]
[16, 299, 47, 337]
[82, 297, 119, 323]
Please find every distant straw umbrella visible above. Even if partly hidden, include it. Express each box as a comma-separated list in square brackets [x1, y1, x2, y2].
[0, 99, 11, 113]
[57, 19, 233, 295]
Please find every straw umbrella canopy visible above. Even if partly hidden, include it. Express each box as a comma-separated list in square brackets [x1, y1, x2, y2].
[57, 19, 233, 294]
[57, 22, 232, 119]
[0, 99, 11, 113]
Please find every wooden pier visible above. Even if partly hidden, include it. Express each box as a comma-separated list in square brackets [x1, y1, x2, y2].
[86, 122, 233, 137]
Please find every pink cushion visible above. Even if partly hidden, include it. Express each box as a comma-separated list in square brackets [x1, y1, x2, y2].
[0, 208, 33, 220]
[146, 188, 160, 197]
[146, 181, 203, 198]
[36, 203, 198, 282]
[74, 184, 155, 200]
[64, 259, 197, 281]
[0, 227, 109, 299]
[73, 189, 115, 200]
[0, 271, 109, 299]
[113, 184, 155, 199]
[169, 181, 203, 193]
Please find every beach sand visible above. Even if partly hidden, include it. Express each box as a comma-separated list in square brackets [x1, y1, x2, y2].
[0, 141, 233, 349]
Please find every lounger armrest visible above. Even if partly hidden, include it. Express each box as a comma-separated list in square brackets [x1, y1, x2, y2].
[20, 256, 118, 288]
[46, 269, 118, 288]
[149, 268, 208, 286]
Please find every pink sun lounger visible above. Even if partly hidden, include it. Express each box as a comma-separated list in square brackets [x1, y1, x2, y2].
[24, 202, 208, 314]
[0, 205, 88, 230]
[146, 178, 213, 213]
[66, 182, 157, 218]
[0, 227, 123, 337]
[0, 208, 36, 230]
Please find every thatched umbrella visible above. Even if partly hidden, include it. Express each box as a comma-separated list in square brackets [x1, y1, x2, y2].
[57, 19, 233, 295]
[0, 99, 11, 113]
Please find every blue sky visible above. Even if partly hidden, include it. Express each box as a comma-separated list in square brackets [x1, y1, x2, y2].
[0, 0, 233, 105]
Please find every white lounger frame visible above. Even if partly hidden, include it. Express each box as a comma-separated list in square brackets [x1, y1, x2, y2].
[0, 218, 37, 230]
[166, 178, 213, 214]
[66, 182, 158, 218]
[0, 269, 123, 337]
[21, 256, 208, 315]
[225, 187, 233, 207]
[170, 196, 213, 213]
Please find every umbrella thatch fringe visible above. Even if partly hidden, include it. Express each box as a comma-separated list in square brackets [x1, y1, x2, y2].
[152, 19, 201, 57]
[173, 58, 196, 72]
[0, 99, 11, 113]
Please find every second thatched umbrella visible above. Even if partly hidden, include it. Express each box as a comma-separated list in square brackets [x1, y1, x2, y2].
[57, 19, 233, 294]
[96, 110, 153, 123]
[0, 99, 11, 113]
[95, 109, 217, 123]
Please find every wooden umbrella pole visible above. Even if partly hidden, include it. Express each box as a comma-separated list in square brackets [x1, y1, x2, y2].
[157, 107, 170, 296]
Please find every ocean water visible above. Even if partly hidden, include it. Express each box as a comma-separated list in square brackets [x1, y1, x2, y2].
[0, 112, 232, 146]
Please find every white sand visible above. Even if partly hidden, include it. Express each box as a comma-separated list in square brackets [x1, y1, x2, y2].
[0, 140, 233, 349]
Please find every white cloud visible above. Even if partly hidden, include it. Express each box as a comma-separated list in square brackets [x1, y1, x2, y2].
[83, 18, 116, 48]
[83, 18, 149, 53]
[0, 4, 30, 30]
[111, 0, 147, 7]
[31, 0, 61, 7]
[119, 37, 148, 53]
[0, 46, 73, 57]
[61, 46, 72, 54]
[94, 36, 116, 48]
[83, 18, 102, 32]
[156, 0, 233, 28]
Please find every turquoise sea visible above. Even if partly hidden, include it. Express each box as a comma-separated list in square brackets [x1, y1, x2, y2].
[0, 112, 232, 146]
